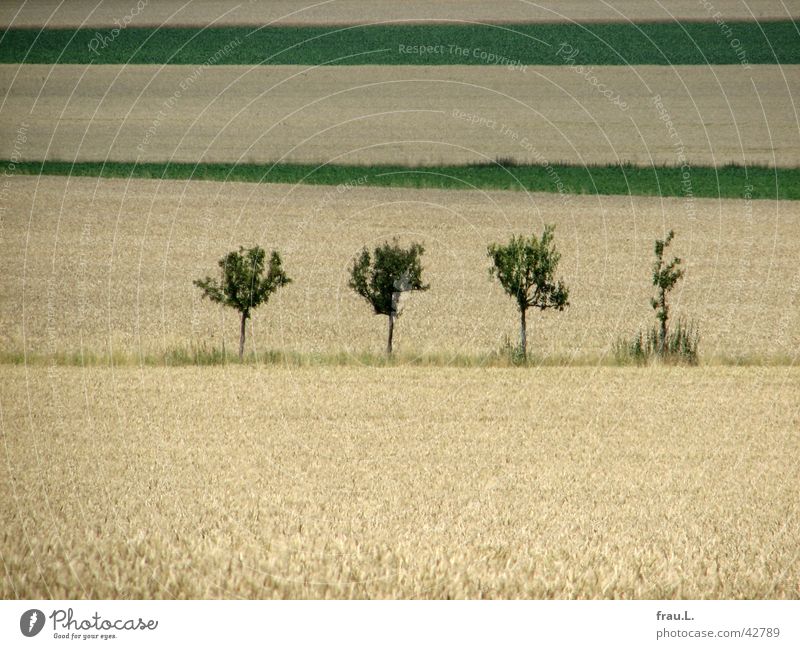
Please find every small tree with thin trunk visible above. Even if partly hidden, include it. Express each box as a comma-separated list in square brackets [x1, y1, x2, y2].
[613, 229, 698, 364]
[651, 229, 683, 355]
[194, 246, 291, 360]
[348, 240, 429, 355]
[488, 224, 569, 360]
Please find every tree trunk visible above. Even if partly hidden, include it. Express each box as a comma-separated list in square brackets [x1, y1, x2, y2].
[519, 308, 527, 359]
[386, 312, 395, 356]
[239, 312, 248, 360]
[659, 294, 668, 356]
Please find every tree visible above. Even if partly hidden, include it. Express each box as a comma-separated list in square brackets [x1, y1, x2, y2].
[488, 224, 569, 359]
[651, 230, 683, 355]
[194, 246, 291, 360]
[348, 240, 429, 355]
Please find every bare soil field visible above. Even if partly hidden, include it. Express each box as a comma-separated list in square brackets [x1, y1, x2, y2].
[2, 365, 798, 598]
[1, 0, 794, 29]
[1, 176, 798, 361]
[3, 64, 798, 168]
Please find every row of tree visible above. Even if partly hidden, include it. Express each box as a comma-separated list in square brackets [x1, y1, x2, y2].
[195, 226, 685, 360]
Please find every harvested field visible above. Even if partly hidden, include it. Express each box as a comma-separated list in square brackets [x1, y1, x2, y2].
[2, 365, 798, 598]
[2, 64, 799, 167]
[0, 0, 795, 28]
[1, 176, 798, 362]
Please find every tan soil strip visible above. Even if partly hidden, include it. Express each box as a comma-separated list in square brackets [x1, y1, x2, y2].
[2, 63, 798, 167]
[0, 0, 796, 28]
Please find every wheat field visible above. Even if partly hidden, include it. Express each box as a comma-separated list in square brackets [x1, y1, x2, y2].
[2, 0, 792, 28]
[1, 176, 798, 363]
[2, 166, 799, 601]
[2, 0, 798, 611]
[2, 365, 798, 598]
[4, 64, 798, 167]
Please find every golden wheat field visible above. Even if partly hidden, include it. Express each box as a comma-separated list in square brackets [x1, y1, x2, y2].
[2, 365, 799, 599]
[2, 0, 798, 619]
[3, 64, 799, 167]
[1, 176, 798, 362]
[1, 0, 793, 28]
[2, 173, 799, 600]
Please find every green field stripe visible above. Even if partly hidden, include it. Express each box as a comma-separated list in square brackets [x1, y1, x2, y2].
[1, 21, 797, 65]
[5, 160, 798, 200]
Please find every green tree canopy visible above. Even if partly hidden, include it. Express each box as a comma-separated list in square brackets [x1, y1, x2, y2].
[349, 240, 429, 354]
[194, 245, 291, 359]
[488, 224, 569, 358]
[651, 229, 684, 353]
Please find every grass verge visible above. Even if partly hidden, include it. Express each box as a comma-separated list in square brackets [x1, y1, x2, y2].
[1, 22, 798, 65]
[613, 320, 700, 366]
[1, 348, 795, 368]
[5, 159, 799, 200]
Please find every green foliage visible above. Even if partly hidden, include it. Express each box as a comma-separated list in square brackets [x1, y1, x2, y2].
[3, 21, 798, 65]
[614, 319, 699, 365]
[488, 224, 569, 358]
[652, 230, 683, 319]
[650, 230, 683, 353]
[349, 240, 429, 355]
[11, 340, 800, 367]
[163, 344, 230, 366]
[616, 230, 699, 365]
[488, 225, 570, 314]
[7, 160, 800, 201]
[348, 240, 429, 316]
[194, 245, 290, 358]
[495, 334, 528, 366]
[194, 246, 290, 318]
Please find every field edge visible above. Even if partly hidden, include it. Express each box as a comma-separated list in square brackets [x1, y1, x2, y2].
[5, 160, 800, 201]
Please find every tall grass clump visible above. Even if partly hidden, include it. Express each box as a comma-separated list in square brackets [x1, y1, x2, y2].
[614, 319, 699, 365]
[616, 230, 700, 365]
[493, 334, 528, 366]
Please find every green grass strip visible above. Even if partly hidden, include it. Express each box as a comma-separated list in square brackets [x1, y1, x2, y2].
[4, 159, 798, 200]
[1, 348, 795, 368]
[1, 21, 797, 65]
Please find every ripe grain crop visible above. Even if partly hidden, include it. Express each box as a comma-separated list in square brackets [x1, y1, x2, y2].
[2, 365, 798, 598]
[1, 176, 798, 364]
[3, 64, 798, 167]
[2, 0, 792, 29]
